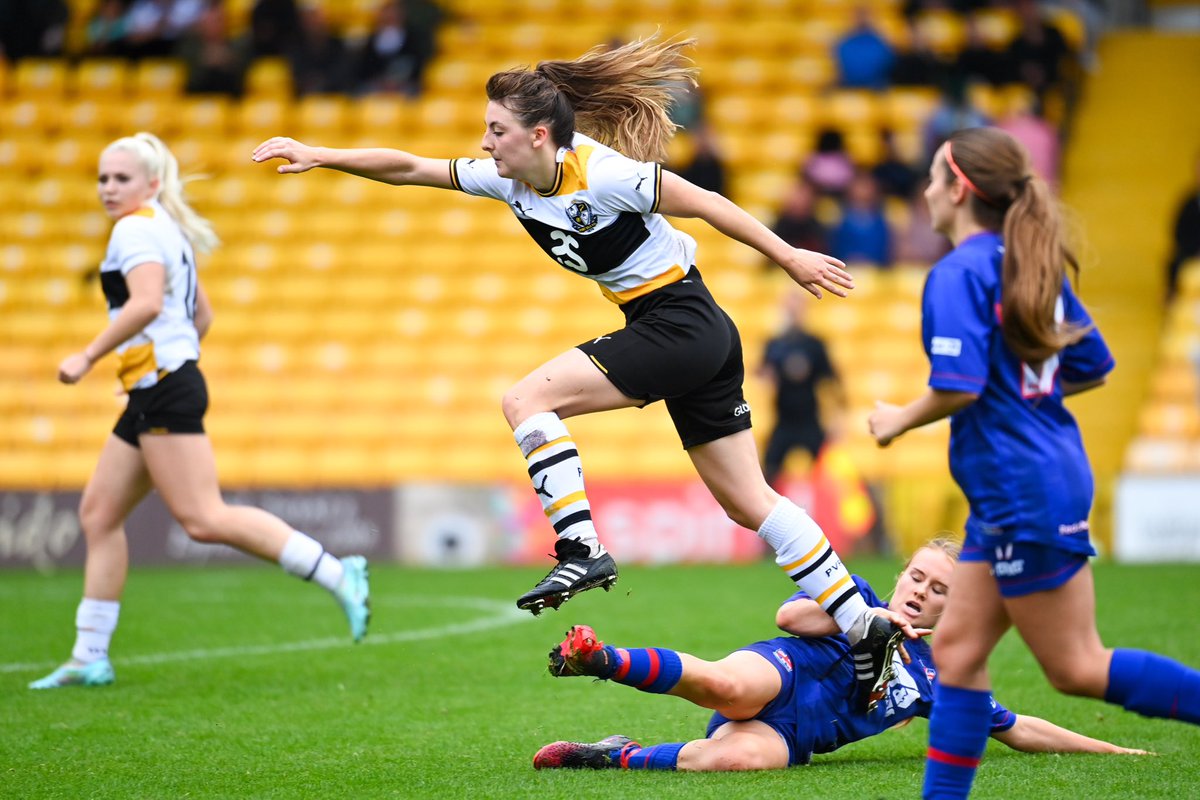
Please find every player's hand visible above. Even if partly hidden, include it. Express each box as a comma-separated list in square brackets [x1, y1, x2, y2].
[252, 137, 321, 174]
[1113, 747, 1154, 755]
[782, 249, 853, 300]
[58, 352, 92, 384]
[868, 400, 906, 447]
[870, 606, 932, 641]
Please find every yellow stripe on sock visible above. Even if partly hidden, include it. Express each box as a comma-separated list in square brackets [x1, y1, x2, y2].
[528, 435, 572, 459]
[779, 537, 830, 574]
[544, 491, 587, 517]
[814, 574, 852, 606]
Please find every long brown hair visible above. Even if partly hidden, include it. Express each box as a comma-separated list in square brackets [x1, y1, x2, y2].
[485, 35, 697, 163]
[940, 127, 1088, 363]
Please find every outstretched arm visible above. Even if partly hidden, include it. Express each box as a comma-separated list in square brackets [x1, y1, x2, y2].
[656, 171, 853, 300]
[991, 714, 1149, 755]
[777, 597, 929, 641]
[252, 137, 455, 189]
[868, 388, 978, 447]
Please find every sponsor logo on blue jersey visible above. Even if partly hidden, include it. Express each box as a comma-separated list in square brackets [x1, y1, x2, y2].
[772, 648, 793, 673]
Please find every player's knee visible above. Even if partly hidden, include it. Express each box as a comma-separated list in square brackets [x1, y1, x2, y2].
[177, 508, 227, 544]
[501, 386, 529, 429]
[1042, 659, 1105, 698]
[78, 495, 120, 540]
[705, 741, 773, 771]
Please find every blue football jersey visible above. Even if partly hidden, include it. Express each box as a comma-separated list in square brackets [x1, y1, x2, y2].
[708, 577, 1015, 765]
[921, 232, 1114, 551]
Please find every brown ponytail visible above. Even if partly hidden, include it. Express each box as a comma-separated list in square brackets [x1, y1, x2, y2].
[943, 128, 1089, 363]
[486, 34, 697, 163]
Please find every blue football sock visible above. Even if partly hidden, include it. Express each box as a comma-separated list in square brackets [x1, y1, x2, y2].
[619, 742, 684, 770]
[607, 646, 683, 694]
[1106, 648, 1200, 724]
[923, 683, 994, 800]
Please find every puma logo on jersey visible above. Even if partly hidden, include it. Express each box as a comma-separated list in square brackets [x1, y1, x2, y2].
[635, 174, 648, 191]
[511, 200, 529, 215]
[593, 335, 612, 343]
[535, 476, 553, 498]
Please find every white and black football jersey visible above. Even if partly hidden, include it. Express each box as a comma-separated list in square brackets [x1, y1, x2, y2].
[449, 132, 697, 303]
[99, 199, 200, 391]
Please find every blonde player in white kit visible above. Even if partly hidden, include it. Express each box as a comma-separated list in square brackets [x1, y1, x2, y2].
[30, 133, 371, 690]
[253, 37, 915, 704]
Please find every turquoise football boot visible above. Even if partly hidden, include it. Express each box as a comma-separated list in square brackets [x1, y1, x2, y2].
[334, 555, 371, 643]
[29, 659, 115, 690]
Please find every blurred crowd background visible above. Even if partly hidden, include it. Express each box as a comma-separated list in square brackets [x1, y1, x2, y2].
[1, 0, 1197, 557]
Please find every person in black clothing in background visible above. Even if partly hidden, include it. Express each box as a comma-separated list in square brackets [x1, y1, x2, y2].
[759, 291, 840, 487]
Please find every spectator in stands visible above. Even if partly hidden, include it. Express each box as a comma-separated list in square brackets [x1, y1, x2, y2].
[835, 6, 896, 91]
[353, 0, 436, 97]
[872, 128, 920, 200]
[803, 129, 856, 197]
[890, 18, 945, 87]
[759, 291, 840, 486]
[831, 171, 892, 267]
[894, 184, 950, 264]
[250, 0, 300, 58]
[177, 2, 250, 97]
[771, 179, 828, 255]
[955, 16, 1015, 86]
[997, 95, 1060, 192]
[123, 0, 205, 60]
[288, 3, 352, 96]
[923, 74, 990, 164]
[84, 0, 130, 57]
[1006, 0, 1074, 101]
[675, 122, 727, 195]
[0, 0, 67, 61]
[1166, 152, 1200, 300]
[254, 37, 911, 696]
[28, 132, 370, 691]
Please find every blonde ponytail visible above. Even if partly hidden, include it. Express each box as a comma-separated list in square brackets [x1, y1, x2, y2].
[104, 132, 220, 254]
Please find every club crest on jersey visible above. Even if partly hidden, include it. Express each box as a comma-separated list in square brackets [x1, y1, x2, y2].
[566, 200, 598, 232]
[772, 648, 793, 673]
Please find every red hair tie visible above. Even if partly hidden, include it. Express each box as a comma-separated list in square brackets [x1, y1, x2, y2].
[945, 141, 996, 206]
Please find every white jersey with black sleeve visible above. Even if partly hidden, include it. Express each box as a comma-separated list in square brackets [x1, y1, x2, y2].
[99, 199, 200, 391]
[448, 132, 698, 304]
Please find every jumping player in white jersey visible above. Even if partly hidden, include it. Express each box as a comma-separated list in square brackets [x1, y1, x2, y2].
[534, 538, 1146, 772]
[253, 36, 908, 701]
[30, 132, 371, 690]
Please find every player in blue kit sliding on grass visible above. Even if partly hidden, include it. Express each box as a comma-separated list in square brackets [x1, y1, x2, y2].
[866, 126, 1200, 798]
[534, 538, 1146, 771]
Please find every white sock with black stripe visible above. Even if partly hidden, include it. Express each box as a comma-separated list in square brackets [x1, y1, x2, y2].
[514, 411, 604, 558]
[279, 530, 344, 593]
[758, 498, 869, 636]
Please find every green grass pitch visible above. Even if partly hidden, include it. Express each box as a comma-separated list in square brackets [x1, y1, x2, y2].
[3, 558, 1199, 799]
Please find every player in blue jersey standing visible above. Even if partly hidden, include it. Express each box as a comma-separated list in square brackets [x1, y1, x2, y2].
[254, 35, 913, 695]
[866, 126, 1200, 798]
[533, 538, 1145, 771]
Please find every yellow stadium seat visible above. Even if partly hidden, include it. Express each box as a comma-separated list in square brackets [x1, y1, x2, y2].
[1124, 436, 1192, 473]
[126, 99, 181, 139]
[1, 98, 64, 135]
[13, 59, 68, 97]
[353, 95, 417, 138]
[179, 96, 233, 137]
[973, 7, 1018, 49]
[62, 99, 127, 139]
[235, 98, 293, 138]
[915, 9, 967, 57]
[295, 94, 351, 140]
[244, 57, 293, 97]
[823, 90, 883, 134]
[1138, 402, 1200, 437]
[133, 59, 186, 98]
[72, 59, 130, 99]
[883, 87, 940, 132]
[0, 135, 45, 175]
